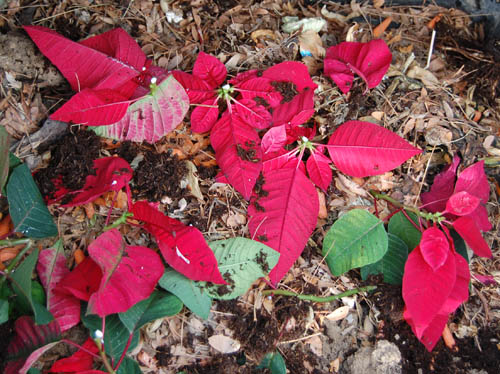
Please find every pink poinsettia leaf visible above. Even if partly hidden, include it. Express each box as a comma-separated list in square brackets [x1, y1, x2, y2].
[37, 243, 80, 332]
[261, 124, 287, 154]
[192, 52, 227, 88]
[452, 216, 492, 258]
[421, 155, 460, 213]
[306, 149, 332, 192]
[171, 70, 215, 103]
[420, 227, 449, 271]
[271, 87, 315, 128]
[248, 160, 319, 283]
[286, 125, 315, 145]
[454, 161, 491, 231]
[327, 121, 422, 177]
[210, 113, 262, 200]
[61, 157, 132, 207]
[228, 69, 258, 85]
[24, 26, 140, 92]
[87, 229, 164, 317]
[262, 149, 297, 173]
[50, 338, 98, 373]
[402, 245, 456, 333]
[233, 98, 272, 129]
[56, 257, 102, 302]
[50, 88, 130, 126]
[191, 98, 220, 133]
[235, 77, 282, 108]
[324, 40, 391, 94]
[262, 61, 317, 92]
[5, 316, 61, 374]
[131, 201, 226, 284]
[404, 308, 449, 352]
[445, 191, 480, 216]
[474, 274, 497, 285]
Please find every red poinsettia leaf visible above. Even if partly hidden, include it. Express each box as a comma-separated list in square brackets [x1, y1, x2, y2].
[262, 61, 317, 92]
[261, 124, 287, 154]
[248, 161, 319, 283]
[454, 161, 491, 231]
[271, 87, 315, 128]
[92, 75, 189, 143]
[404, 251, 470, 351]
[324, 40, 392, 94]
[87, 229, 164, 317]
[192, 52, 227, 88]
[402, 245, 456, 334]
[235, 77, 282, 108]
[420, 154, 460, 213]
[228, 69, 258, 85]
[37, 243, 80, 332]
[233, 98, 272, 129]
[50, 88, 130, 126]
[420, 227, 449, 271]
[262, 149, 297, 173]
[5, 316, 61, 374]
[306, 149, 332, 192]
[128, 65, 170, 99]
[327, 121, 422, 177]
[131, 201, 226, 284]
[285, 125, 315, 145]
[24, 26, 140, 92]
[56, 257, 102, 301]
[452, 216, 492, 258]
[445, 191, 480, 216]
[50, 338, 98, 373]
[191, 98, 220, 133]
[210, 113, 262, 200]
[171, 70, 215, 103]
[61, 157, 132, 207]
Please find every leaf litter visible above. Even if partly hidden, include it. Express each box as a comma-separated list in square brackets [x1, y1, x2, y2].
[1, 0, 500, 373]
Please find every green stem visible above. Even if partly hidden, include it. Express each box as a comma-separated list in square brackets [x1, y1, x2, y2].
[103, 212, 133, 231]
[0, 240, 33, 288]
[95, 339, 116, 374]
[262, 285, 377, 303]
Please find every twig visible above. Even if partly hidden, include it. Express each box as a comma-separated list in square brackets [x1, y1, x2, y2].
[262, 286, 376, 303]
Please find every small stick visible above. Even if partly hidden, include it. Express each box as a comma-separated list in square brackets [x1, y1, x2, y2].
[425, 29, 436, 69]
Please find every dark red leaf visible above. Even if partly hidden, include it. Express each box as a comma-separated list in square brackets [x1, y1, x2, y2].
[235, 77, 282, 108]
[192, 52, 227, 88]
[87, 229, 164, 317]
[248, 160, 319, 283]
[327, 121, 422, 177]
[61, 157, 133, 207]
[452, 216, 492, 258]
[271, 87, 315, 128]
[262, 61, 317, 92]
[228, 69, 258, 85]
[445, 191, 480, 216]
[306, 148, 332, 192]
[402, 245, 456, 336]
[171, 70, 215, 103]
[324, 39, 392, 94]
[233, 98, 272, 129]
[24, 26, 140, 92]
[419, 227, 449, 271]
[57, 257, 102, 301]
[191, 98, 220, 133]
[210, 113, 262, 200]
[420, 155, 460, 213]
[50, 338, 98, 373]
[5, 316, 61, 374]
[50, 88, 130, 126]
[131, 201, 226, 284]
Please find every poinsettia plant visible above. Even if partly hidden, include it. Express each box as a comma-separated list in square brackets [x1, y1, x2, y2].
[175, 51, 421, 284]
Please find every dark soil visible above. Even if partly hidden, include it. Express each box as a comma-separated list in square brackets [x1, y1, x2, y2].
[0, 320, 14, 373]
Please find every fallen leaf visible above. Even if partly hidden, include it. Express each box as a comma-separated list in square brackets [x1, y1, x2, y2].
[208, 335, 241, 353]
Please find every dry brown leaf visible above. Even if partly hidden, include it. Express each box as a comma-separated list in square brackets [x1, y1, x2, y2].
[317, 190, 328, 219]
[208, 335, 241, 353]
[407, 65, 440, 88]
[325, 306, 350, 321]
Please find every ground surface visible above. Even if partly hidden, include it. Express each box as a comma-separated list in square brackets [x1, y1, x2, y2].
[1, 1, 500, 373]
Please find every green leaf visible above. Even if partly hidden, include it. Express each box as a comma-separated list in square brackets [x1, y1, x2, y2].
[10, 248, 53, 324]
[81, 312, 139, 360]
[0, 298, 8, 324]
[450, 229, 469, 263]
[119, 290, 182, 333]
[388, 210, 421, 251]
[323, 209, 388, 276]
[361, 233, 408, 285]
[7, 164, 58, 238]
[116, 356, 142, 374]
[257, 351, 287, 374]
[201, 238, 280, 300]
[0, 126, 9, 192]
[159, 268, 212, 319]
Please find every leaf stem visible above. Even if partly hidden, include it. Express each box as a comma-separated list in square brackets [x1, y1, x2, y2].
[103, 212, 133, 231]
[262, 285, 376, 302]
[61, 338, 101, 359]
[0, 240, 33, 288]
[113, 332, 133, 372]
[95, 338, 116, 374]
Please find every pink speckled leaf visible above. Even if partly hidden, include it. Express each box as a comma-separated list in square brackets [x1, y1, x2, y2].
[91, 75, 189, 143]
